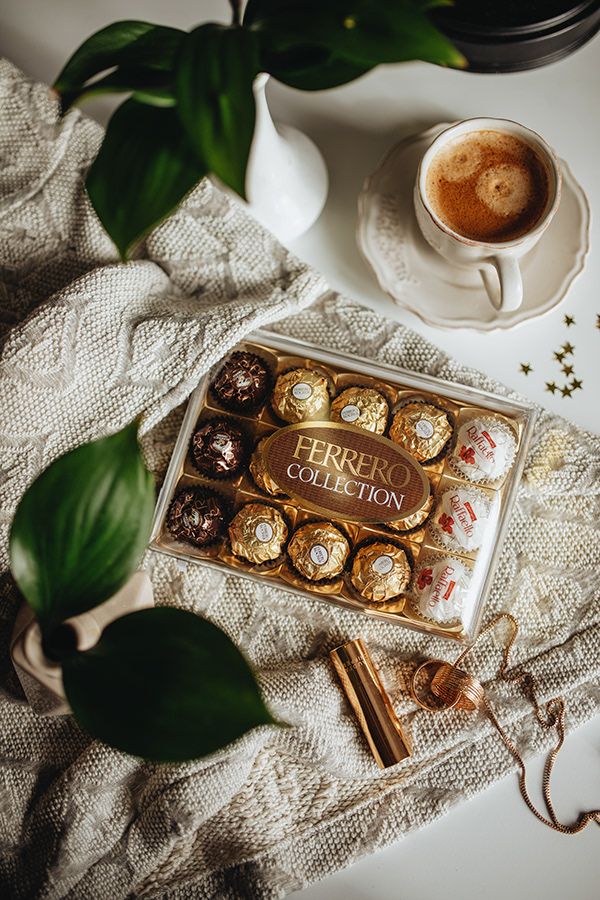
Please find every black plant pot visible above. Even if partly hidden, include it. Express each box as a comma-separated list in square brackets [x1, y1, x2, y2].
[431, 0, 600, 73]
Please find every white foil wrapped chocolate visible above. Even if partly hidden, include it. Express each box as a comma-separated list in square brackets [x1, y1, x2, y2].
[412, 555, 472, 625]
[449, 415, 517, 484]
[429, 485, 492, 552]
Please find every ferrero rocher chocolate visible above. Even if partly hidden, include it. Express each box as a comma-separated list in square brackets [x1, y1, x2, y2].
[330, 387, 389, 434]
[191, 418, 246, 478]
[287, 521, 349, 581]
[249, 436, 286, 497]
[387, 492, 434, 533]
[389, 402, 453, 463]
[228, 502, 288, 564]
[412, 555, 472, 625]
[429, 485, 493, 553]
[449, 415, 517, 484]
[167, 488, 227, 547]
[271, 368, 330, 423]
[350, 542, 411, 602]
[212, 351, 270, 411]
[156, 334, 532, 645]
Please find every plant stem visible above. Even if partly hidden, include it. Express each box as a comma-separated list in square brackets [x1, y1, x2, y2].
[229, 0, 242, 26]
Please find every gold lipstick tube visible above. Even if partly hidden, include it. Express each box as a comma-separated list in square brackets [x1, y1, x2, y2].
[330, 638, 412, 769]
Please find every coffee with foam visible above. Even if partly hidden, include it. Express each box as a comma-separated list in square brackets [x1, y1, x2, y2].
[425, 130, 550, 243]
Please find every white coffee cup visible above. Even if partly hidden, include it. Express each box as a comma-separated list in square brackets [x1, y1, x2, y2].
[414, 117, 562, 313]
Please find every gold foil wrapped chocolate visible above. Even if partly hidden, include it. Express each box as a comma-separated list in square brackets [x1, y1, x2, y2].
[330, 387, 389, 434]
[249, 436, 285, 497]
[350, 541, 411, 602]
[288, 521, 349, 581]
[271, 368, 330, 423]
[387, 492, 434, 533]
[389, 402, 453, 463]
[229, 502, 288, 564]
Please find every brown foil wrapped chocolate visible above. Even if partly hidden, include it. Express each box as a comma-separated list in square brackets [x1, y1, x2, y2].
[228, 502, 288, 564]
[350, 541, 411, 602]
[190, 418, 247, 478]
[389, 402, 453, 463]
[287, 521, 349, 581]
[271, 368, 330, 423]
[330, 387, 389, 434]
[249, 436, 286, 497]
[212, 350, 270, 411]
[167, 488, 227, 547]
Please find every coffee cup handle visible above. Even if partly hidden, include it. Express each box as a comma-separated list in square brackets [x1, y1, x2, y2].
[479, 256, 523, 313]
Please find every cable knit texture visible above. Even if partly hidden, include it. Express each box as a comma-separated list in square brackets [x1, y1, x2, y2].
[0, 61, 598, 899]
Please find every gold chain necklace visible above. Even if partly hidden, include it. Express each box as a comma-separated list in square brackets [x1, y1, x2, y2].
[410, 612, 600, 834]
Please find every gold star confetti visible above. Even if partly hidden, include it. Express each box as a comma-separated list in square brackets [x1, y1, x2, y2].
[554, 350, 565, 363]
[564, 314, 575, 327]
[520, 362, 532, 375]
[562, 363, 574, 376]
[571, 377, 583, 390]
[545, 381, 558, 394]
[561, 385, 573, 397]
[562, 342, 575, 355]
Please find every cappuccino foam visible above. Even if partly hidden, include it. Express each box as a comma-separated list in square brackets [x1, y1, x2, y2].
[425, 130, 549, 243]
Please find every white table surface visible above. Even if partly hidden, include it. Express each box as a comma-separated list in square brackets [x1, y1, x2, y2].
[2, 2, 599, 898]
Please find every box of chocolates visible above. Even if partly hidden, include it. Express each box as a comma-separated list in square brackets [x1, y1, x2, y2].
[150, 331, 537, 642]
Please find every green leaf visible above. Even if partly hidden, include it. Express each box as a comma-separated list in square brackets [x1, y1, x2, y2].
[9, 422, 155, 629]
[258, 44, 372, 91]
[87, 99, 206, 258]
[54, 20, 184, 100]
[60, 67, 176, 111]
[176, 24, 259, 199]
[245, 0, 466, 70]
[62, 608, 275, 762]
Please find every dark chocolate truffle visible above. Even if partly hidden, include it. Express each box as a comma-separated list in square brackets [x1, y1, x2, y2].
[167, 487, 227, 547]
[191, 419, 247, 478]
[212, 351, 270, 411]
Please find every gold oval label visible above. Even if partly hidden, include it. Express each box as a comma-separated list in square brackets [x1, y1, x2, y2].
[262, 421, 430, 524]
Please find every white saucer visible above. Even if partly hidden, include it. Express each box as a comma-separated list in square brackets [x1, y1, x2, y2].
[357, 124, 590, 331]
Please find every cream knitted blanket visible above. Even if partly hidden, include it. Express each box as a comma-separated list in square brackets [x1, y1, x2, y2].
[0, 60, 598, 899]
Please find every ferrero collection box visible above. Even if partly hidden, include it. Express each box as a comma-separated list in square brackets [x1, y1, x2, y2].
[150, 331, 537, 642]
